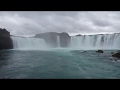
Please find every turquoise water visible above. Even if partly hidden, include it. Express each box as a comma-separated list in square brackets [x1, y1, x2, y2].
[0, 49, 120, 79]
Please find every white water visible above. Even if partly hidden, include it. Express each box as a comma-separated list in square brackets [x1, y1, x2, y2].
[57, 35, 60, 47]
[11, 36, 48, 50]
[70, 33, 120, 50]
[11, 33, 120, 50]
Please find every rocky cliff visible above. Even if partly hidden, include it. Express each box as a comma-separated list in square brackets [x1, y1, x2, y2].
[58, 32, 70, 47]
[0, 28, 13, 50]
[35, 32, 58, 47]
[34, 32, 70, 47]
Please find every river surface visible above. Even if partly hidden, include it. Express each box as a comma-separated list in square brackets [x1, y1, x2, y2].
[0, 49, 120, 79]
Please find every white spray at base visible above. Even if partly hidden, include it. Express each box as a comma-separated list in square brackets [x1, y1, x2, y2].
[11, 36, 48, 50]
[57, 35, 60, 47]
[70, 33, 120, 50]
[11, 33, 120, 50]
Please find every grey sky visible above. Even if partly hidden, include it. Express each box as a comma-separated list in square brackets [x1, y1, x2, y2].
[0, 11, 120, 36]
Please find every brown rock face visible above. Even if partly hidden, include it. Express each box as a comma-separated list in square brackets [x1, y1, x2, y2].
[0, 28, 13, 50]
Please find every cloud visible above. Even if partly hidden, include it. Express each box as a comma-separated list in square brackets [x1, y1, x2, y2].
[0, 11, 120, 36]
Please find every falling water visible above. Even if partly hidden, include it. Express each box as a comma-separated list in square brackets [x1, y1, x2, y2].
[70, 33, 120, 50]
[11, 33, 120, 50]
[57, 35, 60, 47]
[11, 36, 48, 50]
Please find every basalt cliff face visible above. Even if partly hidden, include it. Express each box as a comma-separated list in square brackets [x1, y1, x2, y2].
[34, 32, 71, 47]
[34, 32, 58, 47]
[59, 32, 71, 47]
[0, 28, 13, 50]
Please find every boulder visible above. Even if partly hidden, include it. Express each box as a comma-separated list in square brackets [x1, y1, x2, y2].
[96, 50, 104, 53]
[117, 50, 120, 53]
[112, 52, 120, 58]
[0, 28, 13, 50]
[111, 52, 114, 54]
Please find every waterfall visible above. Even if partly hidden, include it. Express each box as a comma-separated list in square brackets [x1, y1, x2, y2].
[70, 33, 120, 50]
[11, 36, 48, 50]
[57, 35, 60, 47]
[10, 33, 120, 50]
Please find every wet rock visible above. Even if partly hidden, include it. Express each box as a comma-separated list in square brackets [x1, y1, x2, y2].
[83, 51, 87, 53]
[34, 32, 59, 47]
[112, 52, 120, 59]
[75, 34, 82, 36]
[0, 28, 13, 50]
[96, 50, 104, 53]
[59, 32, 70, 47]
[111, 52, 114, 54]
[117, 50, 120, 53]
[35, 32, 71, 48]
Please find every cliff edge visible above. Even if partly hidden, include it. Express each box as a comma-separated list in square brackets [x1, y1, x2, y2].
[0, 28, 13, 50]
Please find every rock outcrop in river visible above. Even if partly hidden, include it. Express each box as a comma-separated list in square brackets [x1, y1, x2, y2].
[112, 52, 120, 59]
[96, 50, 104, 53]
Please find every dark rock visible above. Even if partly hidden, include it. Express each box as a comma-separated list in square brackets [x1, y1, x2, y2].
[112, 52, 120, 58]
[59, 32, 70, 47]
[111, 52, 114, 54]
[83, 51, 87, 53]
[114, 59, 117, 61]
[76, 34, 82, 36]
[0, 28, 13, 50]
[35, 32, 58, 47]
[34, 32, 71, 47]
[117, 50, 120, 53]
[96, 50, 104, 53]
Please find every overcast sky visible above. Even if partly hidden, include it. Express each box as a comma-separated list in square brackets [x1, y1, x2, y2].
[0, 11, 120, 36]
